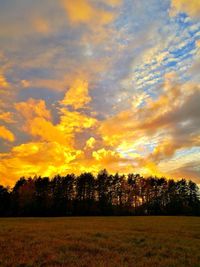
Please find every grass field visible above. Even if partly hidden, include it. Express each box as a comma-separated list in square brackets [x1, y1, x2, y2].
[0, 217, 200, 267]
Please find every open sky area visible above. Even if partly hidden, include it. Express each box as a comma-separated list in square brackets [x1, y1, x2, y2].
[0, 0, 200, 186]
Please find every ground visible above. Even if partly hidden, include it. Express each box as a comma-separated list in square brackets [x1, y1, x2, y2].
[0, 217, 200, 267]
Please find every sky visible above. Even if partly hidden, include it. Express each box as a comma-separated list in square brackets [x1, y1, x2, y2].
[0, 0, 200, 186]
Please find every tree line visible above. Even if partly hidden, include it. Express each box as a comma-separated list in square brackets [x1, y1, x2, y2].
[0, 170, 200, 216]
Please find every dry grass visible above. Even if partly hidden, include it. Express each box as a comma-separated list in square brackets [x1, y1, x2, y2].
[0, 217, 200, 267]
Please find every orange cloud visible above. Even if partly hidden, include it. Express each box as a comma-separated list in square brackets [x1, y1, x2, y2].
[139, 160, 167, 179]
[170, 0, 200, 18]
[61, 0, 114, 25]
[58, 108, 97, 133]
[60, 79, 91, 110]
[0, 142, 82, 186]
[15, 96, 97, 150]
[69, 147, 133, 175]
[93, 148, 120, 162]
[22, 77, 69, 92]
[28, 117, 73, 147]
[0, 73, 9, 89]
[196, 40, 200, 48]
[0, 125, 15, 142]
[101, 79, 200, 146]
[0, 71, 199, 185]
[15, 98, 73, 147]
[0, 72, 11, 106]
[150, 138, 179, 162]
[99, 109, 139, 146]
[0, 112, 15, 123]
[15, 98, 51, 121]
[99, 77, 200, 179]
[85, 137, 96, 149]
[33, 17, 50, 34]
[1, 0, 199, 187]
[102, 0, 122, 5]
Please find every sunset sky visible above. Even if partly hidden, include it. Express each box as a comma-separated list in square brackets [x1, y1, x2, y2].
[0, 0, 200, 186]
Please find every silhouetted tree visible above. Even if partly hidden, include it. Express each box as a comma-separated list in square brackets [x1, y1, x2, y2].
[75, 173, 96, 215]
[51, 174, 75, 215]
[11, 177, 27, 215]
[96, 169, 113, 214]
[0, 185, 10, 216]
[35, 177, 51, 216]
[0, 171, 199, 216]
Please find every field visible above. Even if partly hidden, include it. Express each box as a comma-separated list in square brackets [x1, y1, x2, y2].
[0, 217, 200, 267]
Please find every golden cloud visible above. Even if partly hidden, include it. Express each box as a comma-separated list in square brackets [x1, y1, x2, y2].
[85, 137, 96, 149]
[93, 148, 120, 162]
[170, 0, 200, 18]
[0, 112, 15, 124]
[0, 72, 12, 107]
[28, 117, 74, 147]
[0, 125, 15, 142]
[15, 98, 51, 120]
[15, 95, 97, 151]
[61, 0, 114, 25]
[0, 72, 199, 186]
[58, 108, 97, 133]
[99, 77, 200, 177]
[71, 147, 133, 175]
[0, 73, 9, 89]
[15, 98, 73, 147]
[60, 79, 91, 110]
[0, 141, 82, 186]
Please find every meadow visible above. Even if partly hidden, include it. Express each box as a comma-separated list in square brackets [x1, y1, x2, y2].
[0, 217, 200, 267]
